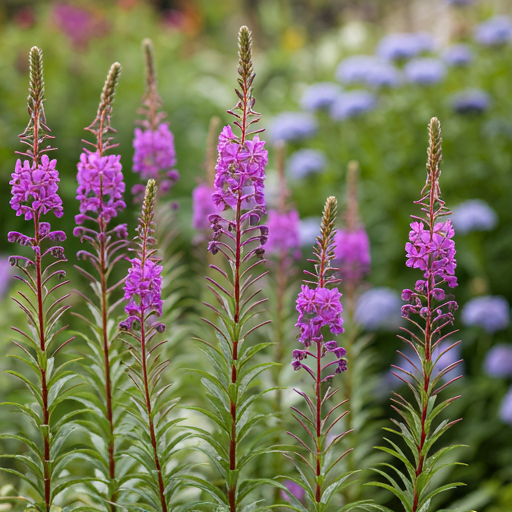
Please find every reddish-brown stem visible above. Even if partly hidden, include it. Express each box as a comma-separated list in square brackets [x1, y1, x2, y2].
[33, 215, 51, 512]
[411, 169, 437, 512]
[315, 340, 322, 503]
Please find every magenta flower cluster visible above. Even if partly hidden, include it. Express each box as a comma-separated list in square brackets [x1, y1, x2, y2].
[192, 183, 217, 231]
[75, 151, 126, 225]
[266, 209, 300, 254]
[334, 227, 371, 282]
[123, 258, 163, 325]
[133, 123, 179, 195]
[293, 284, 347, 379]
[211, 125, 267, 211]
[402, 220, 458, 320]
[10, 155, 63, 221]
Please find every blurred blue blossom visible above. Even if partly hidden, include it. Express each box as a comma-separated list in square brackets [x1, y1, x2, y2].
[499, 386, 512, 425]
[269, 112, 318, 142]
[287, 149, 327, 179]
[450, 199, 497, 233]
[299, 217, 321, 247]
[330, 91, 377, 120]
[451, 89, 491, 115]
[461, 296, 510, 333]
[404, 58, 446, 85]
[354, 287, 402, 331]
[335, 55, 399, 88]
[442, 44, 473, 67]
[475, 16, 512, 46]
[484, 344, 512, 378]
[300, 82, 341, 111]
[377, 32, 434, 61]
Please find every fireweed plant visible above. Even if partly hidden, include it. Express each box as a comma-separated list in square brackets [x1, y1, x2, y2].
[277, 196, 375, 512]
[71, 62, 132, 509]
[132, 38, 179, 202]
[2, 47, 79, 511]
[335, 162, 380, 503]
[119, 179, 189, 511]
[264, 142, 301, 504]
[187, 26, 274, 512]
[371, 118, 464, 511]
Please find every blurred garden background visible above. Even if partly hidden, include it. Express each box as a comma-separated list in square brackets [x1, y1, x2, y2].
[1, 0, 512, 510]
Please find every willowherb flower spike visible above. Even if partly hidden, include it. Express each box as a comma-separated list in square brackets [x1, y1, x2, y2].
[371, 118, 464, 512]
[119, 179, 186, 511]
[132, 38, 179, 199]
[188, 25, 273, 512]
[4, 46, 78, 512]
[334, 161, 371, 290]
[72, 62, 130, 510]
[278, 196, 365, 512]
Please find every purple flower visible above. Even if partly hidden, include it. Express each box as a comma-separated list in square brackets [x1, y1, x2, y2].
[405, 221, 457, 287]
[287, 149, 326, 179]
[330, 91, 377, 120]
[475, 16, 512, 46]
[266, 210, 300, 254]
[192, 183, 217, 231]
[377, 32, 434, 61]
[53, 3, 107, 49]
[484, 344, 512, 378]
[133, 123, 178, 195]
[76, 151, 125, 224]
[334, 228, 371, 282]
[212, 125, 267, 212]
[269, 112, 317, 142]
[499, 386, 512, 425]
[442, 44, 473, 67]
[451, 89, 491, 115]
[10, 155, 63, 221]
[281, 480, 305, 502]
[335, 55, 399, 87]
[446, 0, 476, 4]
[300, 82, 341, 111]
[461, 296, 510, 333]
[355, 287, 402, 331]
[124, 258, 163, 318]
[404, 58, 446, 85]
[450, 199, 497, 234]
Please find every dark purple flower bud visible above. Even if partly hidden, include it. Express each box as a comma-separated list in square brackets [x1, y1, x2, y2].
[154, 322, 166, 333]
[402, 289, 415, 301]
[324, 341, 338, 351]
[167, 169, 179, 182]
[8, 231, 32, 246]
[336, 359, 348, 373]
[50, 246, 66, 260]
[49, 231, 66, 242]
[208, 242, 219, 255]
[39, 222, 51, 236]
[432, 288, 445, 300]
[292, 349, 307, 361]
[334, 347, 347, 358]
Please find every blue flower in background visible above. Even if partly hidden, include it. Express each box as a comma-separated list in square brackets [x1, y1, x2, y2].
[269, 112, 318, 142]
[300, 82, 341, 111]
[287, 149, 327, 180]
[442, 44, 473, 67]
[475, 16, 512, 46]
[299, 217, 322, 247]
[451, 89, 491, 115]
[461, 296, 510, 333]
[450, 199, 497, 233]
[405, 58, 446, 85]
[484, 344, 512, 378]
[330, 91, 377, 120]
[500, 386, 512, 425]
[335, 55, 399, 88]
[377, 32, 434, 61]
[354, 287, 402, 331]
